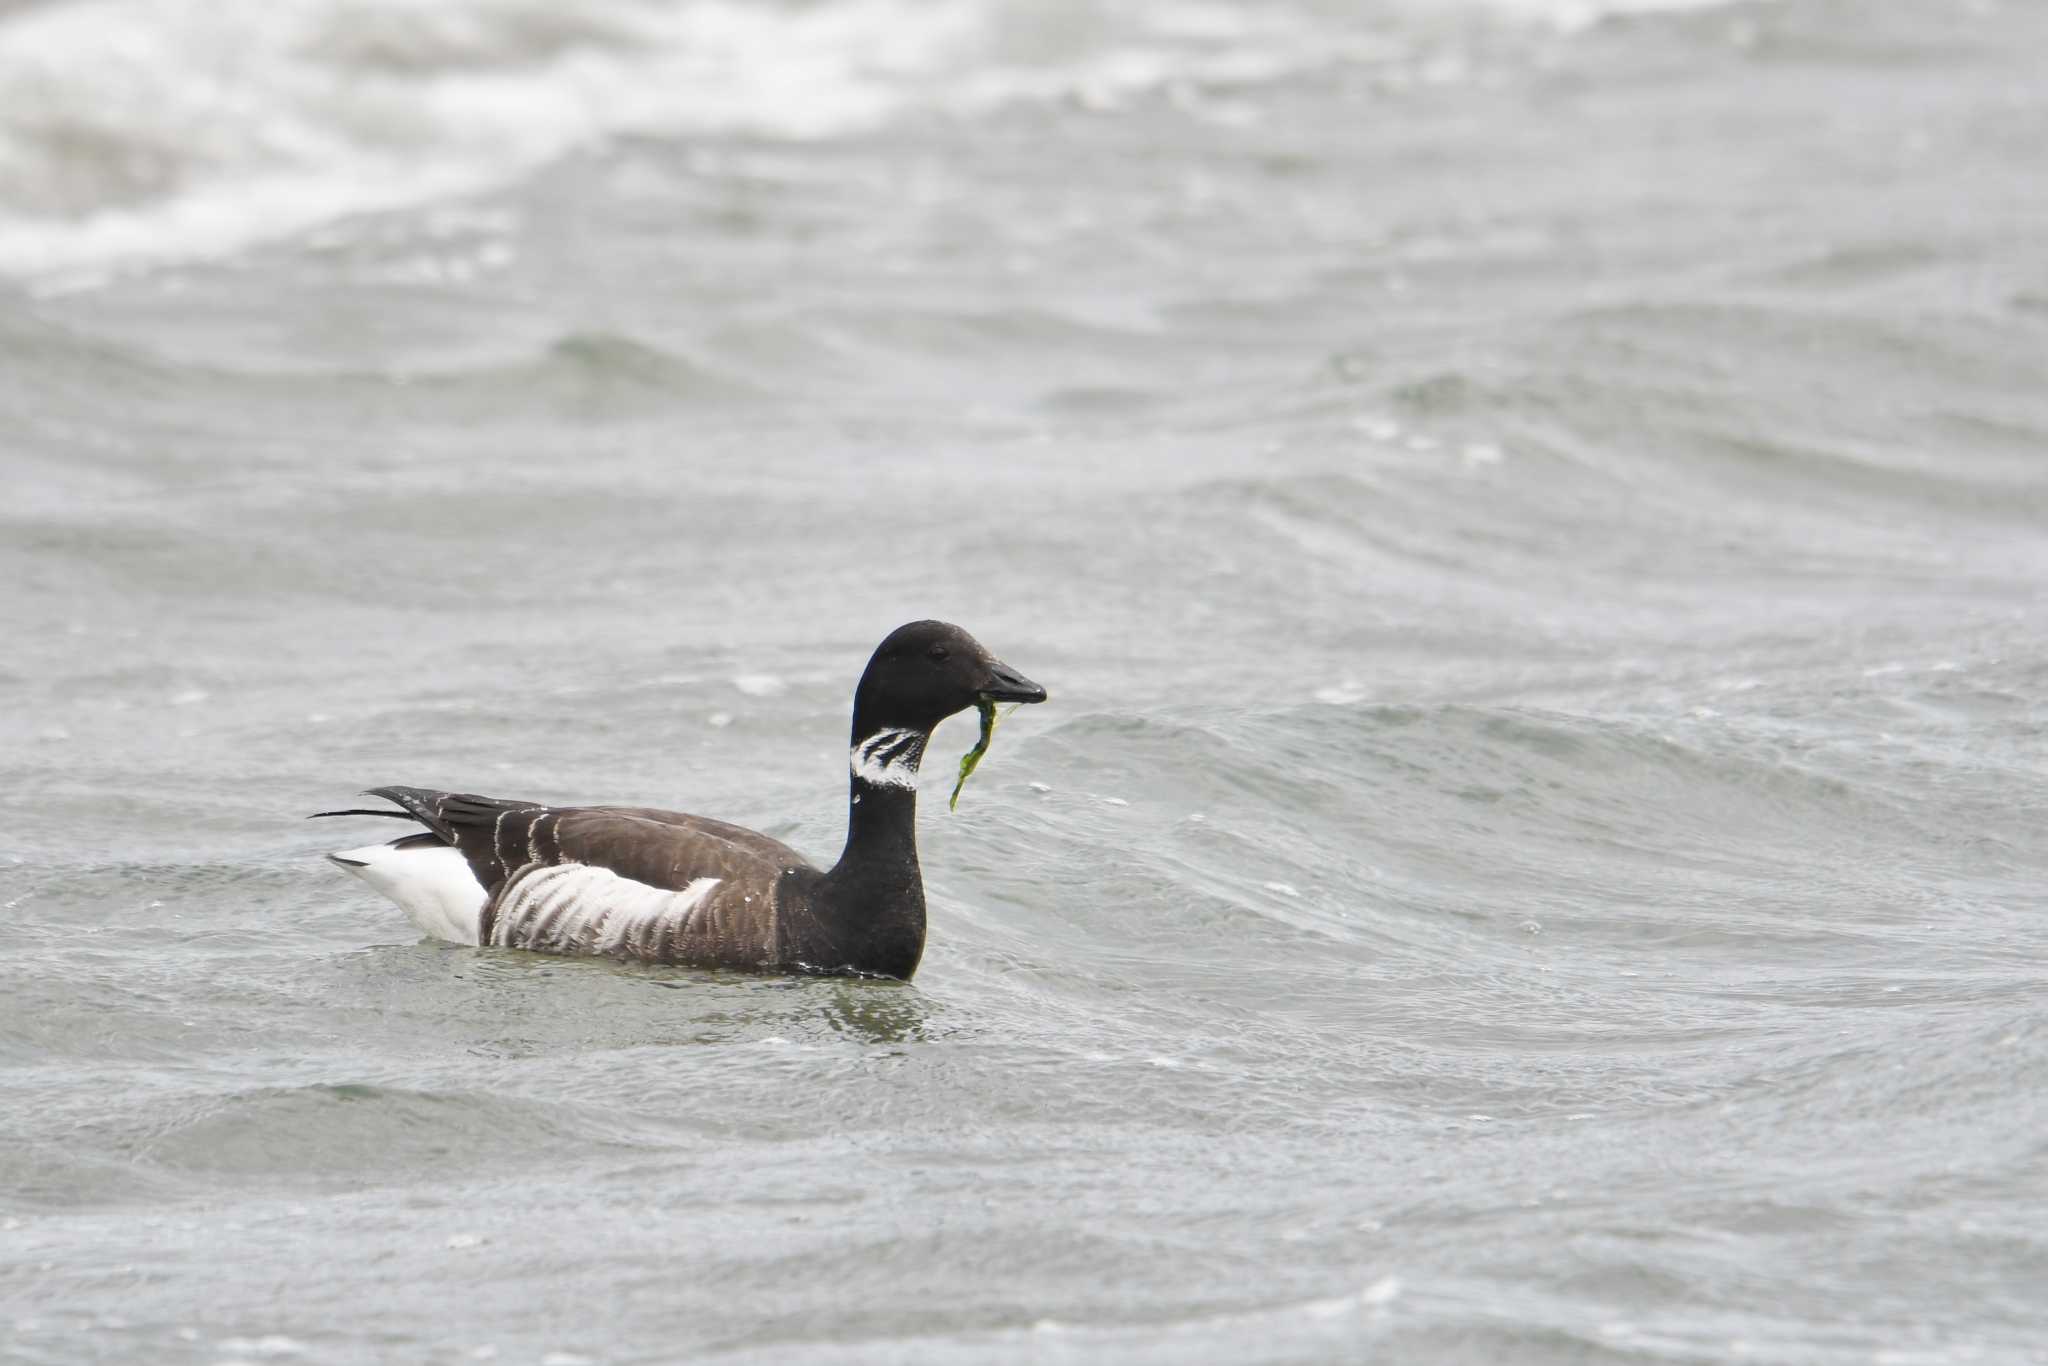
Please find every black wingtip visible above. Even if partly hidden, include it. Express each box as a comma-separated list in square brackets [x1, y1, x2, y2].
[324, 853, 369, 868]
[307, 808, 417, 821]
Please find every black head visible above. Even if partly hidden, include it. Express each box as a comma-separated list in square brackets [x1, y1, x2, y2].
[851, 620, 1047, 734]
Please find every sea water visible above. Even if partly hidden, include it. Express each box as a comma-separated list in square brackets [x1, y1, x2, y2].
[3, 0, 2046, 1361]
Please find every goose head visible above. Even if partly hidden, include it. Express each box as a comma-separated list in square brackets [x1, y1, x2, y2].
[852, 620, 1046, 735]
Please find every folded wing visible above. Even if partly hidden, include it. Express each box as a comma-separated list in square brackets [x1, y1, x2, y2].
[335, 786, 819, 966]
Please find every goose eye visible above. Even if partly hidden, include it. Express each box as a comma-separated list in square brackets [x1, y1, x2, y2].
[928, 644, 950, 661]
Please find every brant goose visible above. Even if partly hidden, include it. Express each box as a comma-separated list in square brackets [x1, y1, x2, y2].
[315, 621, 1046, 980]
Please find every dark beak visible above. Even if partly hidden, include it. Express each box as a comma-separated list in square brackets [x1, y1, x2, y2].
[979, 658, 1047, 705]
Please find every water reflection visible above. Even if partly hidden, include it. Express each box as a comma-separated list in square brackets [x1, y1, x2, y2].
[815, 978, 934, 1045]
[640, 964, 939, 1045]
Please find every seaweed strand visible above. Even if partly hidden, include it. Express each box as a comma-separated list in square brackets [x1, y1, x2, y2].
[949, 701, 1018, 810]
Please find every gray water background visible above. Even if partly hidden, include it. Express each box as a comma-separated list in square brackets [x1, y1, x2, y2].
[3, 0, 2047, 1361]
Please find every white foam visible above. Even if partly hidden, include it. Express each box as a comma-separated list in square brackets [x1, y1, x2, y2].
[1464, 0, 1762, 31]
[0, 0, 973, 281]
[216, 1336, 309, 1359]
[0, 0, 1776, 283]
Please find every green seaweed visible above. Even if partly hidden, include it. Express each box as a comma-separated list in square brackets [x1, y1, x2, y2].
[949, 699, 1015, 811]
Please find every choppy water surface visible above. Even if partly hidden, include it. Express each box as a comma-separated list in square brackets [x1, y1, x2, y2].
[4, 0, 2048, 1361]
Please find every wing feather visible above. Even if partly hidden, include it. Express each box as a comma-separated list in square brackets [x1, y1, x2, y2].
[331, 786, 822, 967]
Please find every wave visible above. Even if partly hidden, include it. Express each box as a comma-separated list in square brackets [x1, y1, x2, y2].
[0, 0, 1774, 284]
[1000, 696, 1983, 969]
